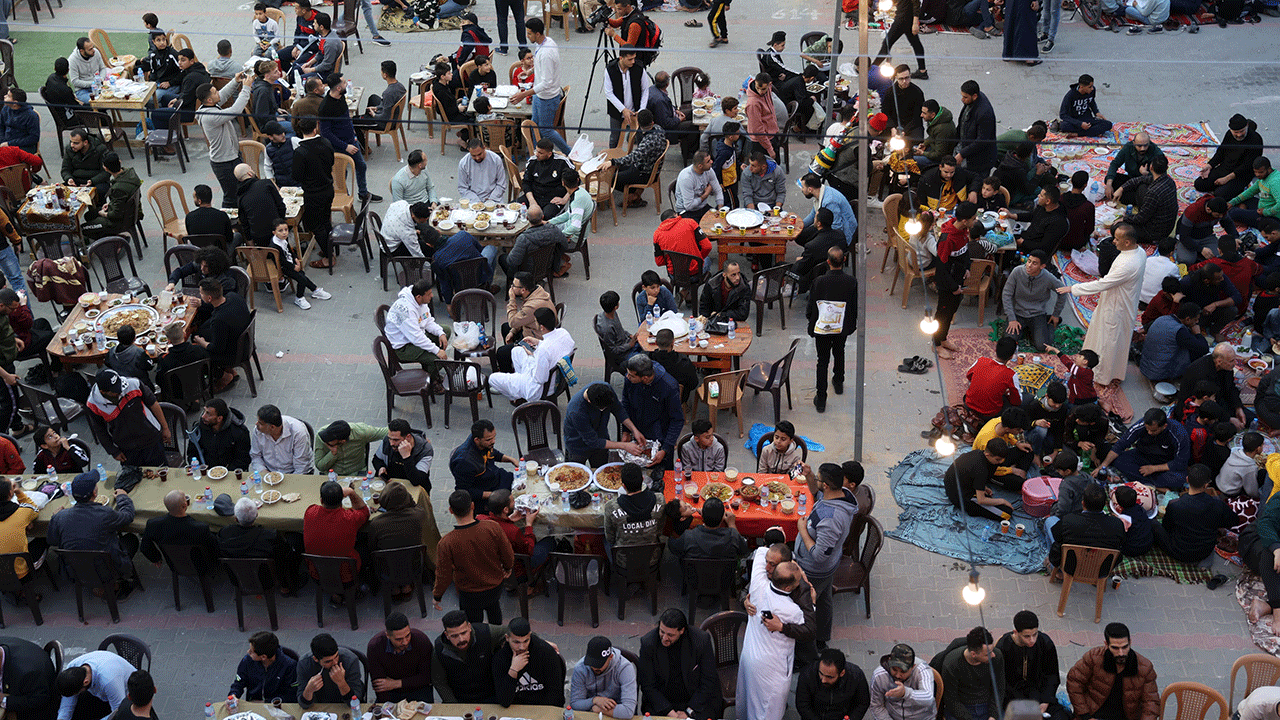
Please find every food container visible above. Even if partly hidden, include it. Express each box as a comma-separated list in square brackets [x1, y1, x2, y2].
[725, 467, 738, 480]
[780, 500, 796, 515]
[525, 461, 539, 481]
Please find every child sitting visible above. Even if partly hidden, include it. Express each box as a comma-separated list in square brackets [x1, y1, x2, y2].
[262, 121, 297, 186]
[1045, 344, 1098, 404]
[266, 219, 332, 310]
[143, 12, 162, 52]
[1141, 275, 1183, 331]
[1027, 381, 1071, 459]
[975, 176, 1008, 213]
[207, 40, 240, 80]
[1186, 400, 1224, 464]
[1174, 379, 1218, 422]
[692, 71, 715, 99]
[512, 48, 535, 86]
[252, 3, 282, 58]
[1114, 484, 1153, 557]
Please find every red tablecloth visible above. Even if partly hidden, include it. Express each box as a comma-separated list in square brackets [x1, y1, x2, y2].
[662, 470, 809, 540]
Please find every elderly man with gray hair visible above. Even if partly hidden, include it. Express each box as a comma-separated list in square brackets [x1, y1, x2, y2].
[139, 489, 218, 571]
[218, 497, 303, 594]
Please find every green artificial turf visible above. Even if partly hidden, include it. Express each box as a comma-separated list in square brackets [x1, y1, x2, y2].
[11, 31, 149, 93]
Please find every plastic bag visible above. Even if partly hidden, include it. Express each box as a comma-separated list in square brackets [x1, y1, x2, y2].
[1083, 179, 1105, 204]
[451, 321, 481, 351]
[568, 133, 595, 163]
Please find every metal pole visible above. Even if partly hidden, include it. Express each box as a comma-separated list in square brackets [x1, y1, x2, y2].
[823, 6, 843, 118]
[853, 0, 869, 462]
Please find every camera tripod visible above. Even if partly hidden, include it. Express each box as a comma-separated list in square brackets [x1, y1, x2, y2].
[576, 25, 618, 133]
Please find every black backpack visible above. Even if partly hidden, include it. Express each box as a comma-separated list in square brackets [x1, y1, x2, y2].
[626, 13, 663, 66]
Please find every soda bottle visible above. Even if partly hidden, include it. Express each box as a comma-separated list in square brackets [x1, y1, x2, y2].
[350, 695, 361, 715]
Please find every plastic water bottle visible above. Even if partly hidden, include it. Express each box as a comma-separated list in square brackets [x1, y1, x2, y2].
[227, 695, 238, 712]
[95, 328, 105, 351]
[205, 703, 215, 719]
[728, 319, 736, 339]
[565, 707, 575, 720]
[96, 463, 106, 483]
[646, 309, 654, 328]
[366, 469, 375, 486]
[192, 459, 202, 481]
[205, 487, 214, 511]
[361, 477, 370, 502]
[980, 523, 993, 542]
[350, 696, 361, 715]
[328, 469, 337, 484]
[688, 319, 697, 347]
[253, 470, 262, 495]
[46, 465, 56, 485]
[798, 492, 807, 513]
[674, 459, 683, 494]
[240, 481, 249, 496]
[135, 68, 144, 84]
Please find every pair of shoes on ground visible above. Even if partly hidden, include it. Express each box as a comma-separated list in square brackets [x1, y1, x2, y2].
[294, 288, 332, 309]
[898, 355, 933, 374]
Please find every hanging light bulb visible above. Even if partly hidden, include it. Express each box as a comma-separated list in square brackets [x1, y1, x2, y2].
[904, 214, 923, 236]
[878, 0, 894, 11]
[935, 436, 955, 456]
[879, 62, 894, 78]
[889, 134, 906, 152]
[962, 569, 985, 606]
[920, 315, 939, 334]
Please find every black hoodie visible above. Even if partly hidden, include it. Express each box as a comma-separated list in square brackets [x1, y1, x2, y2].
[188, 406, 253, 470]
[492, 634, 566, 708]
[1058, 82, 1101, 122]
[1207, 119, 1264, 181]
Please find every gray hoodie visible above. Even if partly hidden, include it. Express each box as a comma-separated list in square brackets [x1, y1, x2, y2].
[570, 648, 638, 719]
[868, 659, 937, 720]
[794, 487, 858, 577]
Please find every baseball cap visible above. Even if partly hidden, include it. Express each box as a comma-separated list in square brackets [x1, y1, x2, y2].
[586, 636, 612, 669]
[70, 470, 99, 500]
[95, 368, 122, 395]
[887, 643, 915, 671]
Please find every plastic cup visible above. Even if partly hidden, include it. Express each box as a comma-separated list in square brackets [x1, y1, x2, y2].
[1015, 523, 1026, 537]
[1000, 520, 1011, 534]
[525, 461, 538, 481]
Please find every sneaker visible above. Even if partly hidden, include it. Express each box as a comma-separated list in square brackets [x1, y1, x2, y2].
[294, 296, 312, 310]
[495, 46, 509, 54]
[1042, 38, 1055, 52]
[969, 26, 989, 38]
[1037, 31, 1048, 41]
[911, 68, 929, 79]
[310, 288, 332, 300]
[1147, 23, 1162, 31]
[1127, 24, 1143, 33]
[359, 192, 384, 203]
[1049, 118, 1061, 132]
[372, 34, 391, 46]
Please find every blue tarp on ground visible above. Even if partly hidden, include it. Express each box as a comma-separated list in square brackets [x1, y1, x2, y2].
[885, 448, 1051, 575]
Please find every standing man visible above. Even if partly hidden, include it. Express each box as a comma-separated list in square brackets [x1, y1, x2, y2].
[55, 649, 134, 720]
[994, 611, 1065, 720]
[737, 548, 803, 720]
[433, 490, 513, 624]
[366, 611, 435, 703]
[564, 381, 644, 467]
[621, 354, 685, 473]
[808, 247, 857, 413]
[318, 72, 379, 205]
[493, 617, 566, 708]
[85, 368, 170, 467]
[509, 19, 570, 154]
[1003, 251, 1065, 352]
[955, 80, 997, 181]
[1065, 624, 1159, 720]
[196, 73, 252, 208]
[601, 46, 651, 149]
[794, 463, 858, 653]
[448, 420, 518, 515]
[1058, 223, 1146, 385]
[292, 117, 336, 269]
[637, 608, 723, 720]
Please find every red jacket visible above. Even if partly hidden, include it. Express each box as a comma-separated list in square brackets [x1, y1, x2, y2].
[964, 356, 1021, 417]
[1140, 290, 1178, 331]
[1191, 256, 1260, 312]
[0, 437, 23, 475]
[0, 147, 43, 191]
[653, 216, 711, 275]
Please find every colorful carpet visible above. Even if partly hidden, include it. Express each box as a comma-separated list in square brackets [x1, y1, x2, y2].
[1115, 545, 1213, 584]
[1236, 572, 1280, 656]
[936, 327, 1135, 422]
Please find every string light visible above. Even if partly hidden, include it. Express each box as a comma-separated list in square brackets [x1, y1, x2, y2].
[962, 569, 985, 606]
[878, 0, 894, 11]
[935, 436, 955, 456]
[920, 315, 939, 334]
[904, 215, 922, 236]
[879, 62, 894, 77]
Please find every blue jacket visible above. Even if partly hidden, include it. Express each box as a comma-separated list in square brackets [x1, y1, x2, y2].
[1111, 417, 1190, 474]
[432, 231, 491, 302]
[621, 363, 684, 453]
[565, 382, 630, 457]
[230, 652, 299, 703]
[634, 286, 677, 322]
[0, 104, 40, 154]
[1139, 315, 1209, 382]
[804, 185, 857, 246]
[448, 436, 513, 515]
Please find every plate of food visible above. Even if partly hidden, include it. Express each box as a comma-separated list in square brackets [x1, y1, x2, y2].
[473, 220, 490, 231]
[740, 484, 761, 500]
[85, 309, 101, 320]
[264, 471, 284, 485]
[225, 713, 269, 720]
[725, 207, 765, 229]
[78, 292, 99, 307]
[549, 462, 593, 492]
[206, 466, 229, 480]
[765, 480, 790, 497]
[693, 108, 708, 117]
[261, 489, 282, 504]
[97, 304, 158, 339]
[593, 462, 625, 492]
[702, 482, 734, 502]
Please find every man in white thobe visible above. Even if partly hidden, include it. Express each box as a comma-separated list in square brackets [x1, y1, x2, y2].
[1058, 223, 1146, 385]
[737, 547, 804, 720]
[489, 307, 576, 402]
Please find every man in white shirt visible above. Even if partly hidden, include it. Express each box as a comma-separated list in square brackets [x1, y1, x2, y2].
[674, 151, 724, 222]
[1141, 237, 1179, 304]
[1238, 684, 1280, 720]
[458, 140, 508, 203]
[602, 47, 652, 149]
[390, 150, 438, 204]
[385, 279, 449, 373]
[489, 307, 576, 403]
[509, 18, 571, 154]
[381, 200, 438, 258]
[249, 404, 314, 475]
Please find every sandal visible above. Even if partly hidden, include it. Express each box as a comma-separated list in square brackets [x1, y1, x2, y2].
[11, 423, 34, 439]
[684, 18, 704, 26]
[897, 356, 931, 375]
[309, 259, 332, 269]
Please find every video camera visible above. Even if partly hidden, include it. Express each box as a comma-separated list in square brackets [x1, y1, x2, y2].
[587, 4, 613, 27]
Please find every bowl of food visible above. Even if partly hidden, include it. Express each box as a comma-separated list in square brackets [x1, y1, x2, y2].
[78, 292, 99, 308]
[438, 220, 456, 232]
[508, 202, 522, 211]
[473, 220, 490, 231]
[85, 309, 101, 320]
[370, 480, 386, 492]
[740, 476, 755, 486]
[484, 200, 498, 211]
[740, 484, 761, 500]
[1249, 358, 1269, 372]
[780, 499, 796, 515]
[261, 489, 282, 504]
[263, 471, 285, 485]
[593, 462, 625, 492]
[725, 467, 738, 480]
[207, 466, 229, 480]
[693, 108, 708, 118]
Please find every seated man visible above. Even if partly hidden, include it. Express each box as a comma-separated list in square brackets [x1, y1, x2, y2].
[505, 273, 556, 343]
[250, 405, 315, 475]
[1140, 302, 1209, 383]
[367, 611, 434, 703]
[0, 637, 57, 717]
[433, 610, 504, 703]
[1177, 343, 1247, 429]
[297, 633, 366, 707]
[1176, 196, 1235, 264]
[546, 170, 594, 239]
[1197, 114, 1263, 201]
[943, 440, 1015, 522]
[315, 419, 389, 477]
[61, 129, 110, 199]
[1056, 74, 1112, 138]
[595, 290, 640, 365]
[603, 464, 665, 560]
[522, 139, 575, 219]
[1104, 132, 1162, 200]
[795, 648, 870, 720]
[964, 336, 1021, 425]
[799, 174, 857, 248]
[1118, 154, 1179, 246]
[493, 617, 566, 708]
[653, 210, 712, 279]
[1015, 186, 1070, 257]
[938, 627, 1004, 720]
[185, 184, 237, 249]
[81, 152, 142, 241]
[218, 497, 301, 594]
[1227, 156, 1280, 229]
[606, 110, 667, 208]
[381, 201, 439, 259]
[1002, 251, 1065, 352]
[1096, 408, 1190, 490]
[1141, 239, 1180, 304]
[1153, 463, 1236, 563]
[740, 151, 787, 210]
[0, 89, 41, 155]
[390, 150, 438, 205]
[1059, 171, 1096, 253]
[139, 489, 218, 570]
[47, 470, 139, 595]
[637, 609, 723, 720]
[674, 151, 724, 222]
[636, 269, 678, 320]
[1191, 237, 1258, 316]
[994, 612, 1065, 720]
[917, 157, 976, 214]
[564, 382, 644, 467]
[646, 329, 698, 404]
[869, 644, 936, 720]
[792, 208, 847, 293]
[679, 418, 728, 472]
[489, 308, 576, 403]
[189, 399, 252, 471]
[373, 418, 434, 489]
[488, 488, 557, 578]
[1218, 430, 1264, 500]
[191, 279, 252, 391]
[230, 631, 299, 703]
[55, 650, 135, 720]
[499, 207, 568, 282]
[386, 280, 449, 374]
[1065, 624, 1158, 720]
[570, 636, 639, 720]
[458, 140, 508, 203]
[302, 480, 369, 593]
[697, 261, 751, 322]
[155, 321, 210, 389]
[449, 419, 517, 515]
[668, 496, 746, 561]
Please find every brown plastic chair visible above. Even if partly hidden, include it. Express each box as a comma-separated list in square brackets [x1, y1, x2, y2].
[542, 0, 574, 39]
[693, 369, 749, 439]
[435, 359, 491, 428]
[332, 153, 357, 224]
[1056, 544, 1122, 623]
[229, 266, 252, 299]
[612, 542, 663, 620]
[333, 0, 364, 54]
[512, 400, 563, 466]
[362, 94, 408, 161]
[960, 258, 997, 325]
[1160, 682, 1228, 720]
[236, 245, 287, 313]
[881, 193, 904, 273]
[583, 164, 618, 232]
[1229, 654, 1280, 707]
[223, 557, 281, 631]
[304, 553, 360, 629]
[832, 516, 884, 619]
[170, 33, 195, 57]
[233, 309, 265, 398]
[683, 557, 735, 625]
[158, 542, 216, 613]
[699, 610, 747, 709]
[621, 141, 670, 217]
[373, 335, 434, 428]
[890, 231, 935, 309]
[88, 29, 119, 63]
[0, 551, 56, 627]
[239, 139, 265, 179]
[498, 145, 523, 203]
[550, 552, 605, 627]
[373, 545, 428, 618]
[744, 339, 799, 425]
[57, 548, 145, 624]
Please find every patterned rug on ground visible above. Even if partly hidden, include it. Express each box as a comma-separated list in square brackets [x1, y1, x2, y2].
[1236, 572, 1280, 656]
[936, 327, 1135, 422]
[1116, 545, 1213, 584]
[886, 448, 1051, 574]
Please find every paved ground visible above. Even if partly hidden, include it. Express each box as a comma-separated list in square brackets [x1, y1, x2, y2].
[5, 0, 1280, 715]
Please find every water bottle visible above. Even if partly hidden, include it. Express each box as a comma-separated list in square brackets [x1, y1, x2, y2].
[798, 492, 807, 513]
[688, 319, 697, 347]
[478, 324, 489, 349]
[135, 68, 144, 84]
[46, 465, 56, 485]
[205, 487, 214, 511]
[674, 459, 683, 495]
[646, 309, 654, 328]
[728, 319, 736, 339]
[361, 477, 370, 502]
[366, 470, 375, 486]
[96, 463, 106, 483]
[328, 469, 337, 484]
[350, 696, 361, 715]
[980, 523, 993, 542]
[95, 328, 105, 351]
[240, 481, 249, 496]
[205, 703, 215, 719]
[192, 459, 202, 481]
[253, 470, 262, 495]
[227, 695, 238, 712]
[1125, 204, 1133, 216]
[565, 707, 575, 720]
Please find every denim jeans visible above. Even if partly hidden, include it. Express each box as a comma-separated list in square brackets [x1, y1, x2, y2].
[532, 94, 571, 154]
[947, 704, 989, 720]
[342, 148, 369, 196]
[965, 0, 994, 27]
[1026, 425, 1049, 456]
[439, 0, 467, 17]
[0, 245, 26, 297]
[0, 0, 11, 39]
[75, 88, 92, 103]
[1044, 515, 1060, 543]
[1039, 0, 1061, 39]
[360, 0, 380, 34]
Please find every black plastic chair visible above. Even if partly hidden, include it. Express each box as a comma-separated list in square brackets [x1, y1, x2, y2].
[99, 633, 152, 672]
[158, 401, 188, 468]
[18, 381, 84, 431]
[45, 639, 63, 671]
[29, 230, 76, 260]
[223, 556, 281, 631]
[743, 338, 799, 424]
[521, 242, 560, 303]
[550, 552, 604, 627]
[86, 236, 149, 295]
[512, 551, 549, 620]
[59, 549, 144, 623]
[120, 193, 149, 258]
[596, 332, 626, 386]
[752, 262, 793, 336]
[330, 195, 372, 274]
[631, 278, 675, 324]
[682, 557, 736, 625]
[537, 349, 575, 405]
[77, 110, 134, 160]
[0, 551, 55, 627]
[833, 515, 885, 619]
[373, 335, 433, 428]
[446, 256, 491, 299]
[39, 86, 77, 156]
[435, 359, 491, 428]
[233, 309, 264, 398]
[229, 266, 251, 300]
[163, 245, 200, 293]
[347, 646, 371, 700]
[159, 358, 213, 413]
[511, 400, 563, 466]
[186, 234, 229, 254]
[699, 610, 747, 709]
[304, 553, 360, 629]
[373, 545, 428, 618]
[612, 542, 663, 620]
[449, 289, 500, 369]
[143, 112, 189, 177]
[564, 220, 591, 280]
[391, 255, 432, 290]
[157, 542, 216, 613]
[665, 250, 706, 310]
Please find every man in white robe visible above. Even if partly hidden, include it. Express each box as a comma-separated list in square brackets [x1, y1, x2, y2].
[489, 307, 576, 402]
[737, 548, 804, 720]
[1058, 223, 1146, 385]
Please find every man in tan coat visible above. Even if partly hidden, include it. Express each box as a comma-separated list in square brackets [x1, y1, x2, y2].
[1065, 623, 1158, 720]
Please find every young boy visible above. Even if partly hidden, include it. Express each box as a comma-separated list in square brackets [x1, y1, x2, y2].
[708, 0, 730, 48]
[972, 406, 1033, 485]
[1218, 430, 1264, 499]
[513, 47, 535, 85]
[143, 13, 161, 52]
[1174, 379, 1218, 422]
[1026, 381, 1071, 459]
[207, 40, 240, 79]
[974, 176, 1008, 213]
[1140, 275, 1183, 331]
[267, 218, 331, 309]
[711, 122, 740, 209]
[679, 418, 728, 471]
[1114, 484, 1153, 557]
[1045, 344, 1098, 405]
[252, 3, 282, 58]
[1203, 421, 1235, 479]
[1186, 400, 1225, 464]
[262, 121, 296, 185]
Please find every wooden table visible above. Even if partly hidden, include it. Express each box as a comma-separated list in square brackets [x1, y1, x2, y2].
[90, 81, 157, 146]
[216, 701, 641, 720]
[46, 293, 202, 366]
[428, 204, 530, 249]
[664, 470, 807, 540]
[700, 211, 799, 270]
[15, 185, 95, 237]
[636, 323, 753, 372]
[467, 92, 533, 119]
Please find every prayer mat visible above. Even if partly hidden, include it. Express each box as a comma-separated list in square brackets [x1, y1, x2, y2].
[1115, 545, 1213, 584]
[934, 327, 1135, 423]
[886, 448, 1051, 574]
[1236, 572, 1280, 656]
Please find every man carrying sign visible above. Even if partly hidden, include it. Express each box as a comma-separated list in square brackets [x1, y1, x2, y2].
[807, 247, 858, 413]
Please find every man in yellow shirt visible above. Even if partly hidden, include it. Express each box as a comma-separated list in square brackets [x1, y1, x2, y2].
[972, 407, 1033, 490]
